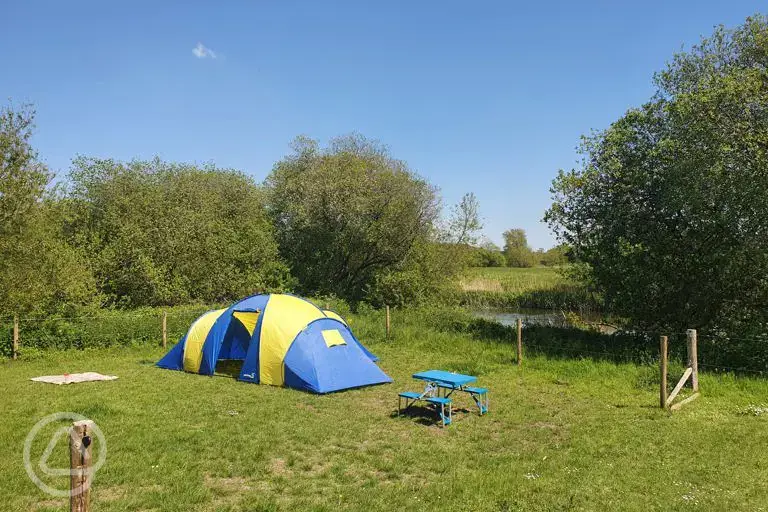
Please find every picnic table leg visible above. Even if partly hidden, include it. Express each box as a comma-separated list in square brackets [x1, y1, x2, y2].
[466, 389, 489, 415]
[436, 401, 452, 427]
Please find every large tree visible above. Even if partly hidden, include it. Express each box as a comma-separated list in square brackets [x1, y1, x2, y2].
[502, 228, 535, 267]
[266, 134, 440, 302]
[546, 15, 768, 332]
[0, 103, 96, 314]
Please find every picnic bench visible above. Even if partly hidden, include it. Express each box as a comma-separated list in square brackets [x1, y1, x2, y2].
[397, 370, 489, 427]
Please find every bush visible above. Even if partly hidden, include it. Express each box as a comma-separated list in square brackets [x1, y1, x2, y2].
[505, 247, 536, 268]
[366, 242, 466, 308]
[67, 157, 291, 307]
[468, 247, 506, 267]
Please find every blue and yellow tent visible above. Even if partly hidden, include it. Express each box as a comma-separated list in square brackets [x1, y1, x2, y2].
[157, 294, 391, 393]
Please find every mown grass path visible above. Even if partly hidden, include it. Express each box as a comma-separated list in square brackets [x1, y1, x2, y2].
[1, 312, 767, 511]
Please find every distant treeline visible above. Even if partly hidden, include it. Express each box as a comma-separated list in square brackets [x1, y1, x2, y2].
[466, 231, 570, 268]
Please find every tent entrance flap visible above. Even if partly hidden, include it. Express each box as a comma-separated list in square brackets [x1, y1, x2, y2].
[217, 310, 260, 363]
[232, 310, 260, 337]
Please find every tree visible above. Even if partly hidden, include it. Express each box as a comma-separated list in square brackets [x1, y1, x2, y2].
[0, 103, 96, 314]
[545, 15, 768, 332]
[0, 103, 50, 235]
[446, 192, 483, 245]
[266, 134, 441, 303]
[503, 228, 535, 267]
[67, 157, 290, 306]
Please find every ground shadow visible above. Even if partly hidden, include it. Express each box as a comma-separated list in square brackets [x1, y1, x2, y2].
[390, 404, 475, 426]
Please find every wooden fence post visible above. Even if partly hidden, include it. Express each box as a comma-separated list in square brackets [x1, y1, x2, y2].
[162, 311, 167, 349]
[385, 305, 391, 339]
[70, 419, 94, 512]
[687, 329, 699, 392]
[516, 318, 523, 367]
[13, 314, 19, 360]
[660, 336, 668, 409]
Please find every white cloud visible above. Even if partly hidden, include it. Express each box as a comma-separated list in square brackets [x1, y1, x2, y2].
[192, 42, 217, 59]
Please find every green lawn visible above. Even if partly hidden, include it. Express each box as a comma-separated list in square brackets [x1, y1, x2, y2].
[1, 309, 767, 511]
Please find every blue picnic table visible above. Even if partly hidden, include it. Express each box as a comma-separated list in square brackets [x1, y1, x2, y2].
[397, 370, 489, 426]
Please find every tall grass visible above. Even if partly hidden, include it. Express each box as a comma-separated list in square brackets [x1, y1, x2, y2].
[449, 266, 602, 311]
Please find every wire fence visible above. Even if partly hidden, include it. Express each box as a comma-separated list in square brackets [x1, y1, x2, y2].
[504, 322, 768, 377]
[0, 307, 211, 358]
[3, 307, 768, 377]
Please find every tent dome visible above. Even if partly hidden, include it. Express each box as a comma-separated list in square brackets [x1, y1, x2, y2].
[157, 294, 391, 393]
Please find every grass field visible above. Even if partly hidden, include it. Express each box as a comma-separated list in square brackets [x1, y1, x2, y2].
[2, 308, 767, 511]
[455, 267, 601, 312]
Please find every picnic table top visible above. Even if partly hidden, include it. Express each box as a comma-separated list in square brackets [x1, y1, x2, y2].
[412, 370, 477, 388]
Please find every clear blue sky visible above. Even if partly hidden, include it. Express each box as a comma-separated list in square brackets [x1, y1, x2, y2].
[2, 1, 765, 249]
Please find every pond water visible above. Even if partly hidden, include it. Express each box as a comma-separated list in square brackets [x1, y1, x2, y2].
[471, 308, 617, 334]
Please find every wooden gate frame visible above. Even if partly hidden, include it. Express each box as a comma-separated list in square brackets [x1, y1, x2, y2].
[660, 329, 700, 411]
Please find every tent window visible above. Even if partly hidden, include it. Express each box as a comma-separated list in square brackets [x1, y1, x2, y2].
[321, 329, 347, 348]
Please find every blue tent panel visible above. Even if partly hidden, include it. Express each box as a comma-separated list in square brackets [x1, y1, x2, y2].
[283, 318, 392, 393]
[156, 335, 186, 371]
[238, 306, 268, 383]
[199, 312, 233, 375]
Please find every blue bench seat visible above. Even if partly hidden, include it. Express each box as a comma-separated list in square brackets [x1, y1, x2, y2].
[398, 392, 453, 426]
[464, 386, 488, 395]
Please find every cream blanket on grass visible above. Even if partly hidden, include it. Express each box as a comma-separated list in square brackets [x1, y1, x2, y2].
[31, 372, 118, 385]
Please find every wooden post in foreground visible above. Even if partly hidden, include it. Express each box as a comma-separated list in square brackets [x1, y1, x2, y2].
[12, 314, 19, 360]
[70, 420, 94, 512]
[385, 305, 391, 339]
[161, 311, 167, 349]
[660, 336, 668, 409]
[687, 329, 699, 392]
[516, 318, 523, 367]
